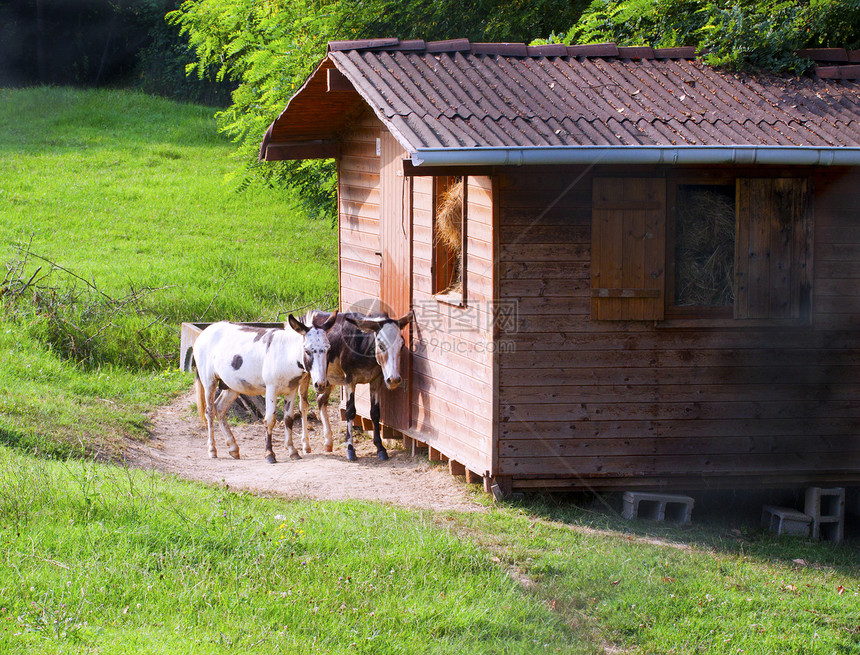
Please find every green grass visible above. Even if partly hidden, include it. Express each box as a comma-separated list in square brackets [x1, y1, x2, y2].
[459, 498, 860, 654]
[0, 320, 188, 458]
[1, 450, 857, 654]
[0, 87, 337, 321]
[0, 449, 577, 654]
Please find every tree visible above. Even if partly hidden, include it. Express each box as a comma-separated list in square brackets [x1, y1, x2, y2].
[552, 0, 860, 74]
[169, 0, 590, 219]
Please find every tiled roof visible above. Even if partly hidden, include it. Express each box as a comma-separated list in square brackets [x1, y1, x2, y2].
[260, 39, 860, 164]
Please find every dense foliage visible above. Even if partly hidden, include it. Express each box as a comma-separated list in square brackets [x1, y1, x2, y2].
[554, 0, 860, 74]
[169, 0, 589, 219]
[0, 0, 230, 104]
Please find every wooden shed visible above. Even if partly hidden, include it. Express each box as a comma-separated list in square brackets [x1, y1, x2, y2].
[260, 39, 860, 494]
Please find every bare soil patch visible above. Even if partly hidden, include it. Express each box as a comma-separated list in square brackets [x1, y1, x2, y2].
[132, 390, 482, 513]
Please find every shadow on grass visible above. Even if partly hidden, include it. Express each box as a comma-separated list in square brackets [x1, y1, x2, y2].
[513, 488, 860, 573]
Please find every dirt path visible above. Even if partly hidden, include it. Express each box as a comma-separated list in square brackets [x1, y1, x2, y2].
[132, 390, 482, 513]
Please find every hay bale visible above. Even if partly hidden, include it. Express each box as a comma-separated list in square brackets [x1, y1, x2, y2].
[675, 186, 735, 306]
[435, 178, 463, 255]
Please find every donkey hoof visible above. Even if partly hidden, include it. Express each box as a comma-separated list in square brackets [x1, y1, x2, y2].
[229, 451, 240, 460]
[324, 444, 333, 453]
[290, 452, 302, 461]
[265, 454, 277, 464]
[377, 450, 389, 461]
[346, 446, 357, 462]
[303, 446, 312, 454]
[209, 452, 218, 459]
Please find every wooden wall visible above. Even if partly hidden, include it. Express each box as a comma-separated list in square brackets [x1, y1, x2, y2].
[337, 114, 496, 476]
[497, 165, 860, 491]
[409, 175, 496, 476]
[338, 110, 382, 312]
[337, 110, 382, 419]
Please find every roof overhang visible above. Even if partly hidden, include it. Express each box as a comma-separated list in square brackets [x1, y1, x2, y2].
[259, 57, 365, 161]
[409, 145, 860, 169]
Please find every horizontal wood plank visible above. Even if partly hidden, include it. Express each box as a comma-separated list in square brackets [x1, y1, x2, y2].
[498, 417, 859, 440]
[499, 434, 860, 458]
[498, 451, 860, 477]
[501, 399, 860, 422]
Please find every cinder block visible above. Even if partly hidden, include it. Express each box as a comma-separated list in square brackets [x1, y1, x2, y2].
[761, 505, 812, 537]
[804, 487, 845, 543]
[622, 492, 694, 525]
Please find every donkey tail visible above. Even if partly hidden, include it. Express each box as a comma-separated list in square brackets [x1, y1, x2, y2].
[194, 376, 206, 426]
[187, 349, 207, 427]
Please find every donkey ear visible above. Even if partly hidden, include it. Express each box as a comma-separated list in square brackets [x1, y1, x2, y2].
[319, 310, 338, 331]
[288, 314, 309, 335]
[344, 314, 383, 333]
[394, 310, 414, 329]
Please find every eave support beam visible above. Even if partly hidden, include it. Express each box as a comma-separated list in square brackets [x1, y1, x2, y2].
[262, 140, 339, 161]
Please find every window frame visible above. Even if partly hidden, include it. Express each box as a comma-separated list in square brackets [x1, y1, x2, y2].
[590, 170, 814, 327]
[431, 174, 467, 307]
[665, 171, 737, 321]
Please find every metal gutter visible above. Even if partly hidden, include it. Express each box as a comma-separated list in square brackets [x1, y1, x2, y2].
[410, 145, 860, 167]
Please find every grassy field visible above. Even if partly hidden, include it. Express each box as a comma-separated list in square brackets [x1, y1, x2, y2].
[0, 88, 857, 654]
[1, 448, 857, 654]
[0, 86, 337, 455]
[1, 87, 337, 319]
[0, 449, 578, 655]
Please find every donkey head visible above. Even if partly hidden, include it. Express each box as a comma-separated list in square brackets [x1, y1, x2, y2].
[288, 311, 338, 392]
[345, 311, 413, 390]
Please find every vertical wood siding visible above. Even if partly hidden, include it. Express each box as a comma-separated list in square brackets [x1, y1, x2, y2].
[337, 110, 383, 418]
[409, 175, 496, 475]
[591, 178, 666, 320]
[378, 131, 411, 427]
[497, 166, 860, 489]
[338, 110, 381, 312]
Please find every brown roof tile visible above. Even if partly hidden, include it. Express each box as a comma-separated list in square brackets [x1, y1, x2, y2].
[799, 48, 849, 63]
[262, 39, 860, 160]
[527, 44, 568, 57]
[617, 46, 655, 60]
[567, 43, 619, 58]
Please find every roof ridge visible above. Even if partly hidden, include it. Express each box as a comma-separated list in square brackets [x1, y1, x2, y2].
[327, 39, 701, 60]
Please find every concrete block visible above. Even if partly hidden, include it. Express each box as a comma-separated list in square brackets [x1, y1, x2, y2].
[804, 487, 845, 543]
[761, 505, 812, 537]
[622, 492, 694, 525]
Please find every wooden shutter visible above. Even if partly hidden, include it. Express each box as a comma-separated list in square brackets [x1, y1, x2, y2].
[735, 178, 811, 320]
[591, 178, 666, 320]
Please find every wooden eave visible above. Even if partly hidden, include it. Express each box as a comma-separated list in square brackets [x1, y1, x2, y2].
[259, 58, 365, 161]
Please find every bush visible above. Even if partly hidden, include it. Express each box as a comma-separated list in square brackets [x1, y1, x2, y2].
[2, 246, 175, 371]
[560, 0, 860, 74]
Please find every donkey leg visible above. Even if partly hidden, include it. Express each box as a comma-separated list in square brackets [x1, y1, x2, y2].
[343, 383, 357, 462]
[317, 386, 334, 453]
[202, 382, 220, 458]
[370, 380, 388, 461]
[214, 388, 241, 459]
[283, 393, 302, 461]
[263, 390, 278, 464]
[298, 392, 311, 454]
[298, 376, 312, 454]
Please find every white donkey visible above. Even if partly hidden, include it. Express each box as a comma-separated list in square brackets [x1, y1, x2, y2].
[193, 313, 337, 463]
